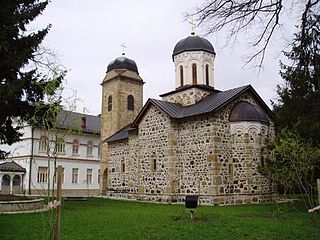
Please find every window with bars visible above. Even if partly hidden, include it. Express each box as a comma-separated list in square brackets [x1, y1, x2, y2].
[86, 169, 93, 184]
[72, 168, 79, 183]
[87, 141, 93, 156]
[37, 167, 48, 183]
[56, 138, 65, 154]
[39, 136, 48, 152]
[72, 139, 79, 155]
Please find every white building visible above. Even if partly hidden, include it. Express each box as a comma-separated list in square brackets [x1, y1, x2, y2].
[0, 111, 101, 196]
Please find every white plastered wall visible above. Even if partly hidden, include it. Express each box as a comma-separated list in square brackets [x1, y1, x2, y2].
[174, 51, 215, 88]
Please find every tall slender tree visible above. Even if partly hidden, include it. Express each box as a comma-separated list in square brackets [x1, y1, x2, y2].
[273, 10, 320, 144]
[0, 0, 63, 157]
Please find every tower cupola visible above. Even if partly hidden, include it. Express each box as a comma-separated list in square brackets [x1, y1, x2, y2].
[172, 34, 216, 89]
[107, 56, 138, 73]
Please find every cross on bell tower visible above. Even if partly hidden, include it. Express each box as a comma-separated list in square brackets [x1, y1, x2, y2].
[121, 43, 127, 56]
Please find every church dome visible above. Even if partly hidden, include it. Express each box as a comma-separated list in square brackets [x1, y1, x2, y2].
[172, 35, 215, 58]
[229, 102, 269, 124]
[107, 56, 138, 73]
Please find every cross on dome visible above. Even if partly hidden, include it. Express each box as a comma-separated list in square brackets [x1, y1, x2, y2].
[121, 43, 127, 56]
[188, 17, 196, 35]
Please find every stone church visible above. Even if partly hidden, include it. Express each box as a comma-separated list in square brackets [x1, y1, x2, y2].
[100, 33, 277, 205]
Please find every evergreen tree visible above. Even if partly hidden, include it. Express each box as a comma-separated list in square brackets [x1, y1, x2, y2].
[0, 0, 62, 157]
[273, 11, 320, 144]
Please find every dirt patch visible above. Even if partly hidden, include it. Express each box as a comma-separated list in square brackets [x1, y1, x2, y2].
[172, 215, 214, 222]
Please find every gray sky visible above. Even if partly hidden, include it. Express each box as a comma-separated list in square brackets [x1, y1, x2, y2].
[33, 0, 293, 115]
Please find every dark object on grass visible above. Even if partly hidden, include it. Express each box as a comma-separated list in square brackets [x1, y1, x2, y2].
[185, 195, 198, 209]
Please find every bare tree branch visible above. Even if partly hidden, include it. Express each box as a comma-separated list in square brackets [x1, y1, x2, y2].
[186, 0, 296, 67]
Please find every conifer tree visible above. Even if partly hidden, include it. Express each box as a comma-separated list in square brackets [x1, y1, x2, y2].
[273, 11, 320, 144]
[0, 0, 62, 157]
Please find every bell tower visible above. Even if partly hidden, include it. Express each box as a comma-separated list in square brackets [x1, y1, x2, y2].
[100, 54, 144, 194]
[101, 55, 144, 140]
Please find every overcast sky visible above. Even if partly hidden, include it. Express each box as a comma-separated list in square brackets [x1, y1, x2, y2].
[32, 0, 295, 115]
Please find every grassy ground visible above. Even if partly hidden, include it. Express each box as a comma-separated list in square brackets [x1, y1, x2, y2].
[0, 197, 319, 240]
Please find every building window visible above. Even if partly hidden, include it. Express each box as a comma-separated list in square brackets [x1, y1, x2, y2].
[87, 141, 93, 156]
[56, 138, 65, 154]
[229, 164, 233, 180]
[121, 161, 125, 173]
[108, 95, 112, 111]
[86, 169, 93, 184]
[98, 144, 101, 157]
[127, 95, 134, 111]
[13, 175, 21, 186]
[72, 139, 79, 155]
[192, 63, 197, 84]
[72, 168, 79, 183]
[39, 136, 48, 152]
[205, 64, 209, 85]
[151, 159, 157, 172]
[54, 167, 65, 183]
[98, 169, 101, 184]
[179, 65, 184, 86]
[2, 175, 10, 186]
[37, 167, 48, 183]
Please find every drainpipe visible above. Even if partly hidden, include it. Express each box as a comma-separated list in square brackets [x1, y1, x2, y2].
[29, 126, 35, 195]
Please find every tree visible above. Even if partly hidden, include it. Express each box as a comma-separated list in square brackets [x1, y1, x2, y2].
[273, 9, 320, 144]
[187, 0, 320, 67]
[259, 128, 320, 238]
[0, 0, 63, 156]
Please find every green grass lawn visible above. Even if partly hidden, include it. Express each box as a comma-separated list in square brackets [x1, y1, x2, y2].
[0, 197, 319, 240]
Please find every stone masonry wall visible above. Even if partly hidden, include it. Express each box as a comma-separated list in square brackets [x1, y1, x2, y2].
[105, 92, 276, 205]
[162, 87, 212, 106]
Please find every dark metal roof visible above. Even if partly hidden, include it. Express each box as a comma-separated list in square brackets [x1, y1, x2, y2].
[229, 101, 269, 124]
[56, 111, 101, 134]
[172, 35, 215, 59]
[107, 56, 138, 73]
[105, 124, 135, 143]
[149, 85, 252, 119]
[0, 161, 26, 172]
[160, 84, 219, 97]
[107, 85, 273, 143]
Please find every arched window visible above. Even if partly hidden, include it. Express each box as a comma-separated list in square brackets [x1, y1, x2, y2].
[72, 139, 79, 155]
[2, 175, 10, 186]
[13, 175, 21, 186]
[39, 136, 48, 152]
[56, 138, 65, 154]
[205, 64, 209, 85]
[87, 141, 93, 156]
[127, 95, 134, 110]
[192, 63, 197, 84]
[179, 65, 184, 86]
[108, 95, 112, 111]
